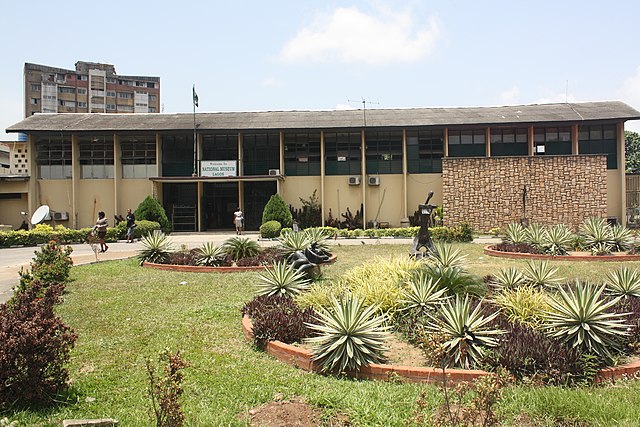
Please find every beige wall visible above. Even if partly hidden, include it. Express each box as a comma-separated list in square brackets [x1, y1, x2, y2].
[0, 180, 28, 228]
[117, 179, 154, 217]
[77, 180, 116, 227]
[36, 180, 74, 226]
[322, 176, 363, 224]
[407, 174, 443, 220]
[365, 174, 404, 226]
[607, 169, 623, 222]
[280, 176, 322, 210]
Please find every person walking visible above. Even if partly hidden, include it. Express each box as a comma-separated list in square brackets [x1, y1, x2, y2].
[233, 207, 244, 235]
[125, 208, 136, 243]
[94, 211, 109, 252]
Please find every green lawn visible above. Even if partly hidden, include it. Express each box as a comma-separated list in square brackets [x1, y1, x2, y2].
[6, 243, 640, 426]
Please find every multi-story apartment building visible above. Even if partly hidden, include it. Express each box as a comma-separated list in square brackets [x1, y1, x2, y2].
[24, 61, 160, 117]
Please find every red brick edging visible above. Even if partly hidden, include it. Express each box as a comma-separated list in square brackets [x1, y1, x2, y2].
[484, 245, 640, 262]
[143, 255, 337, 273]
[242, 315, 640, 383]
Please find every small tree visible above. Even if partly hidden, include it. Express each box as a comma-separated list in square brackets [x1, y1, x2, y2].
[262, 194, 293, 228]
[626, 130, 640, 173]
[136, 196, 171, 233]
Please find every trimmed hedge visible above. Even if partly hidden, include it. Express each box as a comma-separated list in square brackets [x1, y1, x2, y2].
[274, 223, 473, 241]
[259, 220, 282, 238]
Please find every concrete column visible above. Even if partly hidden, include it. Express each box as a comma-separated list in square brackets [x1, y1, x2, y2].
[528, 126, 535, 156]
[572, 124, 579, 154]
[402, 128, 408, 218]
[154, 133, 161, 194]
[618, 122, 626, 226]
[485, 127, 491, 157]
[71, 134, 80, 228]
[113, 133, 120, 217]
[361, 129, 367, 229]
[238, 131, 243, 208]
[197, 180, 203, 231]
[443, 128, 449, 157]
[320, 131, 325, 226]
[26, 134, 38, 224]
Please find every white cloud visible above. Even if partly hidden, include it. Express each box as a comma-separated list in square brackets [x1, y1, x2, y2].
[499, 86, 520, 104]
[279, 6, 441, 65]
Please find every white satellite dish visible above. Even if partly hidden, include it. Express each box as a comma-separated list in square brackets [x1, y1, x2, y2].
[31, 205, 50, 225]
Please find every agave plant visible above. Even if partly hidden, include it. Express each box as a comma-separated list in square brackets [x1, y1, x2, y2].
[543, 281, 629, 358]
[590, 242, 612, 256]
[223, 237, 261, 262]
[522, 260, 563, 288]
[503, 222, 527, 244]
[426, 241, 468, 269]
[490, 267, 527, 290]
[524, 223, 548, 248]
[426, 295, 504, 369]
[400, 273, 448, 315]
[604, 267, 640, 298]
[256, 260, 310, 298]
[137, 230, 174, 265]
[580, 217, 613, 250]
[610, 224, 633, 252]
[306, 296, 390, 373]
[277, 230, 313, 257]
[195, 242, 226, 266]
[304, 227, 333, 252]
[492, 285, 550, 328]
[540, 224, 574, 256]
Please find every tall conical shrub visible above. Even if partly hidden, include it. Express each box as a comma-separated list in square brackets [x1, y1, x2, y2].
[135, 196, 171, 233]
[262, 194, 293, 228]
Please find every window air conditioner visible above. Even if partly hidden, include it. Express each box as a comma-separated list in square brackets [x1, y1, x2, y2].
[348, 176, 361, 185]
[368, 176, 380, 186]
[52, 211, 69, 221]
[268, 169, 280, 176]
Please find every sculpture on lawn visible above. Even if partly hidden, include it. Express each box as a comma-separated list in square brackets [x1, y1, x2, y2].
[410, 191, 437, 259]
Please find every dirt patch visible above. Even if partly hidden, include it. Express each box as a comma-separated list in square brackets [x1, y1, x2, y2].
[244, 395, 350, 426]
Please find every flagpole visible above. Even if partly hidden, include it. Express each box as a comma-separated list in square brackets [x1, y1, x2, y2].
[192, 84, 197, 177]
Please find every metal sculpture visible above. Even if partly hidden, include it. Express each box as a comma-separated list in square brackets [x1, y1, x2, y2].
[410, 191, 437, 258]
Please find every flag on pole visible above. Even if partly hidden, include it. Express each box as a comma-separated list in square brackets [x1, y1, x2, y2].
[192, 85, 199, 108]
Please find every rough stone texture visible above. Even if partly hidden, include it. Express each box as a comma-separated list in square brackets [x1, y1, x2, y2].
[442, 155, 607, 231]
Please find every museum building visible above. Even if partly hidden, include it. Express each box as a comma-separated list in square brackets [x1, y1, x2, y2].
[3, 101, 639, 232]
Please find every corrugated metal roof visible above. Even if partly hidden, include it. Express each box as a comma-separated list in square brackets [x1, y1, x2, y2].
[6, 101, 640, 133]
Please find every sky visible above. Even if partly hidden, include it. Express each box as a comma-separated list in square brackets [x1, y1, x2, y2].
[2, 0, 640, 140]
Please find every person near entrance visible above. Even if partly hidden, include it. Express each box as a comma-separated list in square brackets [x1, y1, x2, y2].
[93, 211, 109, 252]
[234, 207, 244, 235]
[125, 208, 136, 243]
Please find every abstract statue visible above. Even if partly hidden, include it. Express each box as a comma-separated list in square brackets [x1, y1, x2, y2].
[410, 191, 437, 259]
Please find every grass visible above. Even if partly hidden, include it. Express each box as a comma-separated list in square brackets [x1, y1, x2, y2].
[4, 243, 640, 426]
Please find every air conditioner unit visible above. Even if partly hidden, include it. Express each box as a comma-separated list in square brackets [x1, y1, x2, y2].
[268, 169, 280, 176]
[368, 176, 380, 186]
[52, 211, 69, 221]
[348, 176, 361, 185]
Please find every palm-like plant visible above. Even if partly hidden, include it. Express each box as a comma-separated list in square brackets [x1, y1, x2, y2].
[223, 237, 260, 262]
[195, 242, 226, 266]
[522, 260, 563, 288]
[580, 217, 613, 250]
[306, 296, 390, 373]
[277, 230, 313, 257]
[604, 267, 640, 298]
[541, 224, 574, 256]
[400, 273, 448, 315]
[426, 295, 504, 369]
[503, 222, 527, 244]
[543, 281, 629, 358]
[490, 267, 527, 290]
[610, 225, 633, 252]
[426, 241, 468, 269]
[525, 223, 548, 248]
[590, 242, 612, 256]
[137, 230, 173, 265]
[256, 260, 310, 298]
[304, 227, 333, 253]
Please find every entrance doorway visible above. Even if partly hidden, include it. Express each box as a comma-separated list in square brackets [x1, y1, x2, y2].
[202, 182, 238, 230]
[163, 183, 198, 232]
[243, 181, 277, 231]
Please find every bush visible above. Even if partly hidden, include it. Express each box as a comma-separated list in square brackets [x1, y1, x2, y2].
[241, 294, 316, 349]
[430, 222, 473, 242]
[262, 194, 293, 229]
[136, 196, 171, 233]
[0, 282, 77, 407]
[259, 220, 281, 238]
[29, 240, 74, 286]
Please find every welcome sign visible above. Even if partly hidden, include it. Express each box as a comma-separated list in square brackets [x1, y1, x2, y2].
[200, 160, 237, 177]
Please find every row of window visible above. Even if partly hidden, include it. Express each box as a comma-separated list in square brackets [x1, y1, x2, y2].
[34, 124, 619, 179]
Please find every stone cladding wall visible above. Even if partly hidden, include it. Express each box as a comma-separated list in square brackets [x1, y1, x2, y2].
[442, 155, 607, 232]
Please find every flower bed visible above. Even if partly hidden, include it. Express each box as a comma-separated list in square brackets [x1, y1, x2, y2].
[143, 255, 337, 273]
[485, 245, 640, 262]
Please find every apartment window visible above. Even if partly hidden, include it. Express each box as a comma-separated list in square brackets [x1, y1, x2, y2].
[117, 105, 134, 112]
[30, 98, 39, 105]
[406, 129, 444, 173]
[534, 126, 572, 156]
[490, 127, 528, 156]
[78, 135, 114, 179]
[107, 77, 117, 83]
[78, 75, 88, 81]
[107, 104, 116, 110]
[579, 124, 617, 169]
[78, 102, 87, 108]
[242, 132, 280, 175]
[35, 135, 72, 179]
[77, 88, 87, 95]
[30, 84, 41, 91]
[448, 129, 486, 157]
[118, 92, 132, 99]
[283, 132, 321, 176]
[58, 86, 76, 94]
[149, 107, 157, 113]
[136, 81, 145, 87]
[365, 130, 403, 174]
[149, 95, 157, 102]
[325, 131, 362, 175]
[147, 82, 155, 88]
[106, 91, 116, 97]
[121, 134, 157, 178]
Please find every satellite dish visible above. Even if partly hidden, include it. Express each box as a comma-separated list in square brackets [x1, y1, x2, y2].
[31, 205, 50, 225]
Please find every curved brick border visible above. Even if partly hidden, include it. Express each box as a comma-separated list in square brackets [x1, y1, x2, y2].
[143, 255, 337, 273]
[242, 315, 640, 383]
[484, 245, 640, 262]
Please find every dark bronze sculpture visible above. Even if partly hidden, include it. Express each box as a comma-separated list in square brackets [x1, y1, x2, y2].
[410, 191, 437, 258]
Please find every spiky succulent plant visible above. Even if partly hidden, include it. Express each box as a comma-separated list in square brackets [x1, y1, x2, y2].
[503, 223, 527, 244]
[256, 260, 310, 298]
[604, 267, 640, 298]
[426, 242, 468, 269]
[277, 230, 313, 257]
[137, 230, 174, 265]
[541, 224, 574, 256]
[525, 223, 548, 248]
[522, 260, 563, 289]
[543, 281, 629, 359]
[580, 217, 613, 250]
[610, 225, 633, 252]
[426, 295, 504, 369]
[195, 242, 226, 266]
[223, 237, 260, 261]
[400, 273, 448, 315]
[306, 296, 390, 373]
[490, 267, 527, 290]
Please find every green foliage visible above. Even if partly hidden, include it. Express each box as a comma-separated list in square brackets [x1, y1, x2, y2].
[195, 242, 226, 266]
[525, 223, 548, 248]
[610, 224, 633, 252]
[111, 220, 161, 241]
[259, 220, 282, 238]
[255, 261, 310, 298]
[625, 130, 640, 173]
[295, 189, 322, 228]
[430, 223, 473, 242]
[422, 242, 484, 296]
[543, 281, 629, 359]
[540, 224, 574, 255]
[135, 196, 171, 233]
[399, 273, 447, 316]
[303, 227, 333, 253]
[146, 349, 189, 427]
[604, 267, 640, 298]
[426, 295, 504, 369]
[522, 260, 563, 289]
[29, 240, 74, 286]
[503, 223, 527, 244]
[490, 267, 526, 290]
[138, 231, 174, 265]
[223, 237, 260, 262]
[262, 194, 293, 228]
[580, 217, 613, 251]
[306, 295, 390, 373]
[426, 241, 468, 269]
[277, 229, 313, 257]
[491, 285, 550, 328]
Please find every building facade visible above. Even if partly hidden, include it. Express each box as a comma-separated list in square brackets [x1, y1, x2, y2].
[24, 62, 160, 117]
[4, 101, 639, 232]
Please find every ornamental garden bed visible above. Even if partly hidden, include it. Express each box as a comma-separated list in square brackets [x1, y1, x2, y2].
[485, 245, 640, 262]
